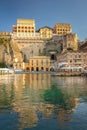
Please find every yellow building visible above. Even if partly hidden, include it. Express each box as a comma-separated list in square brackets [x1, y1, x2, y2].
[12, 19, 35, 37]
[54, 23, 72, 35]
[29, 56, 50, 71]
[13, 56, 50, 71]
[37, 26, 53, 39]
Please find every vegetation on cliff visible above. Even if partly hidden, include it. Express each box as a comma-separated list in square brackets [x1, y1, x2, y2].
[0, 62, 7, 68]
[0, 38, 23, 65]
[0, 38, 10, 46]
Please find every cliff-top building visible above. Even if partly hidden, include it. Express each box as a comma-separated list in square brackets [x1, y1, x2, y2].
[29, 56, 50, 71]
[37, 26, 53, 39]
[12, 19, 45, 62]
[12, 19, 35, 37]
[54, 23, 72, 35]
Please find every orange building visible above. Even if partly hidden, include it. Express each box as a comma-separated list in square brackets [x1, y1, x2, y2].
[29, 56, 50, 72]
[54, 23, 72, 35]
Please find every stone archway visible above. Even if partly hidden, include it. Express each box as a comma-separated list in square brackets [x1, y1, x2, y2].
[51, 54, 56, 60]
[26, 67, 30, 71]
[50, 67, 54, 71]
[49, 51, 57, 61]
[36, 67, 39, 71]
[31, 67, 34, 71]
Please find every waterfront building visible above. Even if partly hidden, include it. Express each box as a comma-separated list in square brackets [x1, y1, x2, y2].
[29, 56, 50, 72]
[13, 56, 50, 71]
[53, 23, 72, 35]
[56, 50, 87, 71]
[12, 19, 35, 37]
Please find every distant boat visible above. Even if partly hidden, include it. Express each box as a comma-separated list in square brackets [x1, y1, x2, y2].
[0, 68, 14, 74]
[14, 69, 23, 73]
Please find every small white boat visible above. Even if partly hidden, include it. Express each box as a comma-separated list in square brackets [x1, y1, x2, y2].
[0, 68, 14, 74]
[14, 69, 23, 73]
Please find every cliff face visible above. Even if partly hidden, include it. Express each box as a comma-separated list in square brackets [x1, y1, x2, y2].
[43, 39, 63, 56]
[0, 40, 23, 65]
[10, 39, 23, 62]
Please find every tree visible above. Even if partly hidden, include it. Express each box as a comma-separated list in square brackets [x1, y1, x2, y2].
[0, 62, 7, 68]
[0, 38, 10, 46]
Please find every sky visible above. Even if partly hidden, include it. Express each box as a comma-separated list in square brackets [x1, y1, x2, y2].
[0, 0, 87, 41]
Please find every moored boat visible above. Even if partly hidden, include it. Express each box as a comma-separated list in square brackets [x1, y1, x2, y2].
[0, 68, 14, 74]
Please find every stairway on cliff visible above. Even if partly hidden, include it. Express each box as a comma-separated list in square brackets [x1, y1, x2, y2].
[9, 40, 23, 62]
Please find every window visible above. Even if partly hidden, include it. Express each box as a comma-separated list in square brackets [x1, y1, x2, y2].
[31, 67, 34, 71]
[32, 60, 33, 65]
[41, 60, 43, 64]
[36, 60, 38, 65]
[41, 67, 44, 70]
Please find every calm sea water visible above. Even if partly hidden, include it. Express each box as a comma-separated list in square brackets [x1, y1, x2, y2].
[0, 74, 87, 130]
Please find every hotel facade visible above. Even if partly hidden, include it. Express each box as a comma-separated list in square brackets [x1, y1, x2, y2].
[53, 23, 72, 35]
[12, 19, 35, 37]
[0, 18, 82, 71]
[13, 56, 50, 72]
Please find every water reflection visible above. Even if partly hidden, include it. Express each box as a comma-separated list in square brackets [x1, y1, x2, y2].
[0, 74, 87, 130]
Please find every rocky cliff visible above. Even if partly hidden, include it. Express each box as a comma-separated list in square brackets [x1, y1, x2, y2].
[0, 38, 23, 65]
